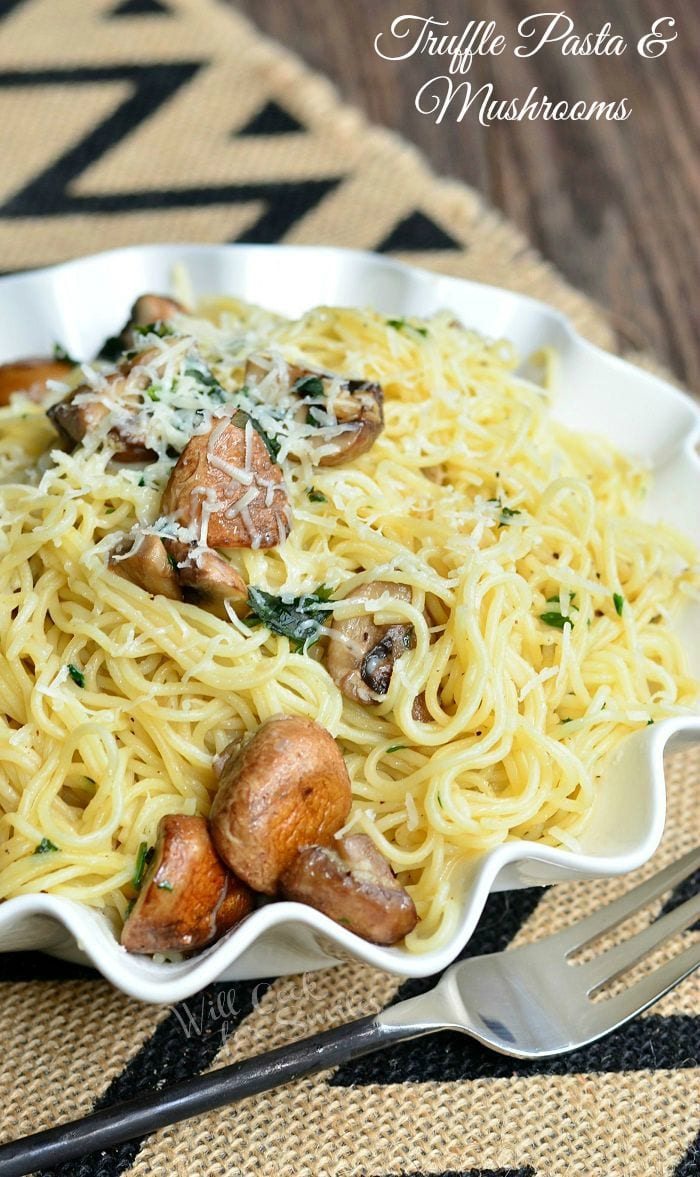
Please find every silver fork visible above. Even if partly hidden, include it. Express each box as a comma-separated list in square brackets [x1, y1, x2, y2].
[1, 847, 698, 1177]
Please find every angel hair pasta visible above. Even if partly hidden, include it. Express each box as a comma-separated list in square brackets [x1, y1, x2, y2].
[0, 290, 697, 954]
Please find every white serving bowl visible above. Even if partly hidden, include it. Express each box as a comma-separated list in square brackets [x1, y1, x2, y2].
[0, 244, 698, 1003]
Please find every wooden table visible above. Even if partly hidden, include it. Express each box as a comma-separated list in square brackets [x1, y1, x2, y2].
[229, 0, 699, 390]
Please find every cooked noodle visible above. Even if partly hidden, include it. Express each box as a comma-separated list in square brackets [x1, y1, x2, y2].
[0, 296, 697, 952]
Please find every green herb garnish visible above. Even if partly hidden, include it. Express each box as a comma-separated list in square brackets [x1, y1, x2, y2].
[156, 881, 174, 892]
[138, 476, 145, 487]
[53, 342, 77, 365]
[34, 837, 59, 855]
[540, 612, 574, 630]
[145, 384, 160, 402]
[232, 409, 281, 462]
[307, 487, 327, 503]
[134, 322, 175, 339]
[387, 318, 428, 337]
[306, 407, 325, 428]
[647, 718, 655, 725]
[246, 584, 334, 652]
[613, 593, 625, 616]
[132, 841, 154, 890]
[166, 550, 178, 570]
[125, 897, 136, 918]
[386, 744, 406, 754]
[499, 506, 522, 526]
[67, 663, 85, 688]
[293, 375, 325, 398]
[184, 362, 226, 403]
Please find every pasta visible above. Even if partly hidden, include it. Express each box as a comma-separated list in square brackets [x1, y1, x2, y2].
[0, 293, 697, 954]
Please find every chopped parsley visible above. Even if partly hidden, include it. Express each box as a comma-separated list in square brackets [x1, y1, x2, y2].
[232, 408, 281, 462]
[67, 663, 85, 688]
[34, 837, 59, 855]
[613, 592, 625, 616]
[166, 550, 178, 570]
[540, 612, 572, 630]
[293, 375, 325, 398]
[134, 322, 174, 339]
[156, 881, 174, 892]
[145, 384, 160, 402]
[307, 487, 327, 503]
[138, 476, 145, 487]
[387, 317, 428, 337]
[386, 744, 406, 754]
[487, 498, 521, 525]
[306, 406, 325, 428]
[246, 584, 334, 652]
[647, 718, 655, 725]
[53, 342, 77, 365]
[184, 361, 226, 403]
[132, 841, 154, 890]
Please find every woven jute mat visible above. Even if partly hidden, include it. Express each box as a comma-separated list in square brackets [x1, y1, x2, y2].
[0, 1, 698, 1174]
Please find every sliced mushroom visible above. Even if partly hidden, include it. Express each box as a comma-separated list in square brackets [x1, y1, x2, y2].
[326, 582, 414, 704]
[118, 293, 187, 352]
[411, 692, 431, 723]
[244, 356, 384, 466]
[167, 541, 247, 617]
[47, 348, 160, 461]
[314, 379, 383, 467]
[0, 358, 73, 406]
[109, 534, 183, 600]
[209, 716, 351, 894]
[121, 814, 254, 954]
[161, 418, 291, 550]
[280, 834, 417, 945]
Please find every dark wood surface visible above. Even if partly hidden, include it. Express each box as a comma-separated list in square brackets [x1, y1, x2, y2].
[228, 0, 699, 390]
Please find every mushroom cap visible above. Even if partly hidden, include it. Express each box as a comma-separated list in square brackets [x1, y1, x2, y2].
[280, 834, 417, 945]
[0, 358, 73, 406]
[209, 716, 352, 895]
[120, 814, 253, 954]
[326, 581, 412, 703]
[161, 420, 290, 550]
[172, 545, 248, 618]
[109, 534, 183, 601]
[315, 381, 384, 467]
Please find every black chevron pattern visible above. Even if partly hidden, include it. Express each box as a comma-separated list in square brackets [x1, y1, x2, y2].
[0, 66, 342, 244]
[109, 0, 171, 15]
[35, 979, 271, 1177]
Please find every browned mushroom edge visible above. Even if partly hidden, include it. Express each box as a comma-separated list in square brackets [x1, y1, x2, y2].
[121, 813, 254, 954]
[245, 355, 384, 466]
[0, 358, 74, 407]
[167, 542, 248, 618]
[47, 347, 162, 462]
[325, 582, 416, 705]
[209, 716, 351, 895]
[109, 534, 182, 601]
[160, 417, 292, 551]
[280, 834, 417, 946]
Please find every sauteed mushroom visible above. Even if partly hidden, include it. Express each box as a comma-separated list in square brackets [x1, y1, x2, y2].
[245, 356, 384, 466]
[121, 814, 253, 954]
[169, 543, 248, 617]
[326, 582, 414, 704]
[47, 347, 161, 461]
[210, 716, 351, 894]
[109, 534, 182, 601]
[161, 418, 291, 550]
[280, 834, 417, 945]
[0, 358, 73, 406]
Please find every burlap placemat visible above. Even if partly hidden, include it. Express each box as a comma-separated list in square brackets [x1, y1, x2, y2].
[0, 2, 697, 1174]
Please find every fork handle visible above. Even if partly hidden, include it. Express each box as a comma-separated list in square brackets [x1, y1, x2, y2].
[0, 1012, 429, 1177]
